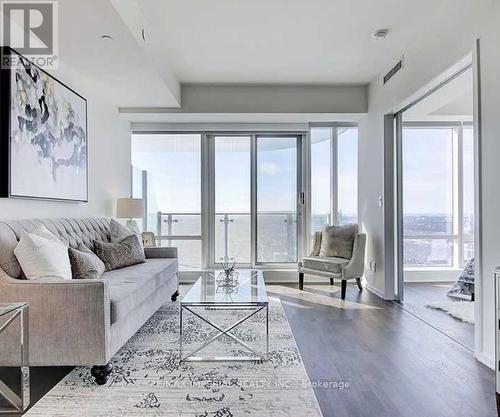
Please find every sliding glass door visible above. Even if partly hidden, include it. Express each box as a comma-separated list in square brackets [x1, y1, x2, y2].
[256, 136, 298, 263]
[209, 134, 301, 268]
[213, 136, 251, 264]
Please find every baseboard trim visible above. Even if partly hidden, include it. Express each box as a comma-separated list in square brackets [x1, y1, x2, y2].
[475, 351, 495, 370]
[365, 283, 387, 300]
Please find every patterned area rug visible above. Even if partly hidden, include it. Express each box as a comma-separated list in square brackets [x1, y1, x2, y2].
[25, 297, 322, 417]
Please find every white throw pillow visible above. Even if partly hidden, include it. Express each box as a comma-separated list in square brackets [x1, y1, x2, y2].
[14, 227, 72, 280]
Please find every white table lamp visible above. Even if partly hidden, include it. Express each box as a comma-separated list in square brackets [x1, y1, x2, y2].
[116, 198, 144, 230]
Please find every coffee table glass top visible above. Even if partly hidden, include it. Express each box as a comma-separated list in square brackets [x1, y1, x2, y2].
[182, 270, 268, 305]
[0, 302, 28, 317]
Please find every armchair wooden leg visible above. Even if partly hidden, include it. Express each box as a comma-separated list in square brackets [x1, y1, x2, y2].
[341, 280, 347, 300]
[299, 272, 304, 290]
[356, 277, 363, 291]
[330, 278, 334, 286]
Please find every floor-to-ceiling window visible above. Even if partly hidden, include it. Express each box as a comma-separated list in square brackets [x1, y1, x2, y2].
[337, 127, 358, 225]
[310, 125, 358, 238]
[402, 124, 473, 269]
[132, 127, 358, 271]
[310, 128, 332, 233]
[131, 133, 202, 270]
[402, 126, 455, 268]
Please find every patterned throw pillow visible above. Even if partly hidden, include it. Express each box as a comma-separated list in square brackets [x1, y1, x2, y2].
[110, 219, 144, 255]
[93, 234, 145, 271]
[319, 224, 358, 259]
[69, 244, 105, 279]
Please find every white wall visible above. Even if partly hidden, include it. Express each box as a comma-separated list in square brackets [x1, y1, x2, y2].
[358, 1, 500, 368]
[475, 9, 500, 368]
[0, 62, 131, 220]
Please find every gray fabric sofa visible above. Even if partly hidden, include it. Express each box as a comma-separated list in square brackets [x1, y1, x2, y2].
[0, 218, 179, 384]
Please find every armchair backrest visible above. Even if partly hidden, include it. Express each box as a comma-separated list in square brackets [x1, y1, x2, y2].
[308, 226, 366, 261]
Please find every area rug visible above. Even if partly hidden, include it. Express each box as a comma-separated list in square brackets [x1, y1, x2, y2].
[425, 301, 474, 324]
[25, 297, 323, 417]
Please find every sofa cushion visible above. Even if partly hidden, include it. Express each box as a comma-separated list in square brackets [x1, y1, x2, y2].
[103, 258, 177, 323]
[302, 256, 349, 274]
[319, 224, 358, 259]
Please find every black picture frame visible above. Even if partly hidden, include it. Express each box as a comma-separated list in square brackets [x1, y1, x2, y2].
[0, 47, 88, 202]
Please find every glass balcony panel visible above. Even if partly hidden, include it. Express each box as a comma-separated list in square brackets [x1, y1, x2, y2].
[159, 213, 201, 236]
[214, 213, 251, 264]
[257, 212, 297, 263]
[403, 238, 454, 267]
[157, 239, 201, 271]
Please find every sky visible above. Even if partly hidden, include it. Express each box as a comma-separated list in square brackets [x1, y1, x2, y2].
[402, 127, 474, 215]
[132, 131, 358, 217]
[131, 126, 472, 220]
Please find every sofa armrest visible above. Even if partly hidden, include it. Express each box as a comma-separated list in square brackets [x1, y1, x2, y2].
[342, 233, 366, 280]
[0, 271, 111, 366]
[145, 246, 178, 259]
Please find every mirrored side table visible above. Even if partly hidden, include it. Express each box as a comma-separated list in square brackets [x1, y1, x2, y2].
[0, 302, 29, 414]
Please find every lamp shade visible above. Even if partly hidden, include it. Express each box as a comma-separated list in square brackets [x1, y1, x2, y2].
[116, 198, 144, 219]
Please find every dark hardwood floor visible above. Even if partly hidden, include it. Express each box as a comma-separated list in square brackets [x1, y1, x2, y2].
[1, 282, 495, 417]
[400, 281, 474, 349]
[268, 282, 495, 417]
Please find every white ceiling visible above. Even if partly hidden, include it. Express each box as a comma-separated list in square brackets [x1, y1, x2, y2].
[57, 0, 178, 107]
[133, 0, 443, 84]
[55, 0, 478, 109]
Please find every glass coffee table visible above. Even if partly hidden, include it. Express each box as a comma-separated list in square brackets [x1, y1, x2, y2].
[180, 270, 269, 362]
[0, 302, 29, 414]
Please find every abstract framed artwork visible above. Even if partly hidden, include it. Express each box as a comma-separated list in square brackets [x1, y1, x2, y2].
[0, 47, 88, 202]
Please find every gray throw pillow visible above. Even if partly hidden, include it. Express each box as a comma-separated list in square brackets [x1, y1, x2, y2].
[110, 219, 144, 255]
[319, 224, 358, 259]
[94, 234, 145, 271]
[68, 244, 105, 280]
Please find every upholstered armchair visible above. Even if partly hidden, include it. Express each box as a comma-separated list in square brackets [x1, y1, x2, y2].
[298, 225, 366, 299]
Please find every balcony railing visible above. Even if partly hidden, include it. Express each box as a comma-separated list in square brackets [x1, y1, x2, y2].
[154, 211, 298, 265]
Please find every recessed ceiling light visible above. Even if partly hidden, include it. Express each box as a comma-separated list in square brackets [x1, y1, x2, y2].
[373, 29, 389, 41]
[101, 34, 113, 42]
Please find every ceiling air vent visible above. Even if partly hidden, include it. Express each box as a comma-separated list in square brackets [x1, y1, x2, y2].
[383, 58, 404, 84]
